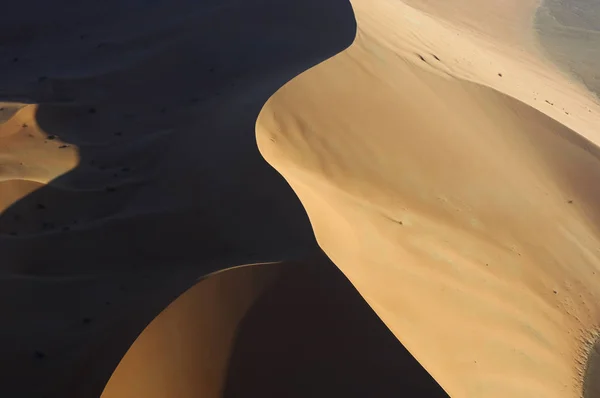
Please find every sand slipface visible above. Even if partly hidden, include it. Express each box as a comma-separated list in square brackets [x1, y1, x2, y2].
[101, 260, 448, 398]
[257, 0, 600, 397]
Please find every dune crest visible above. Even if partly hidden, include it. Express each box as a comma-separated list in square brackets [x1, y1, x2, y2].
[101, 259, 448, 398]
[257, 0, 600, 396]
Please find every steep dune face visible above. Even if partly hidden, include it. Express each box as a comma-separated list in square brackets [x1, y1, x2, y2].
[257, 0, 600, 397]
[101, 263, 281, 398]
[101, 260, 448, 398]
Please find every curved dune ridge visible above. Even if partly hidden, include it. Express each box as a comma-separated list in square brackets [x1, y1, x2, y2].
[257, 0, 600, 397]
[101, 260, 447, 398]
[2, 0, 600, 397]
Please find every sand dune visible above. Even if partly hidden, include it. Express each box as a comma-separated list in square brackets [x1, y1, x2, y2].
[257, 0, 600, 397]
[2, 0, 600, 396]
[0, 0, 356, 396]
[101, 259, 447, 398]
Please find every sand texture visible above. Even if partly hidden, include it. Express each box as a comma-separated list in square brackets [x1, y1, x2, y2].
[258, 0, 600, 397]
[2, 0, 600, 397]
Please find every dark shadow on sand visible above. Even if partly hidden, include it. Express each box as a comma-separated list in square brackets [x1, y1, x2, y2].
[0, 0, 357, 396]
[583, 338, 600, 398]
[222, 260, 449, 398]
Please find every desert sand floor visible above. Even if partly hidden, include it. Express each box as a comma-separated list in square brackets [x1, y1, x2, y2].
[2, 0, 600, 397]
[0, 0, 358, 396]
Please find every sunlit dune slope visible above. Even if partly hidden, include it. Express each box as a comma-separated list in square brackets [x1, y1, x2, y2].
[257, 0, 600, 397]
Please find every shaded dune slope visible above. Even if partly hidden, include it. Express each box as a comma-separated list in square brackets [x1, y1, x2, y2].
[0, 0, 360, 397]
[101, 260, 448, 398]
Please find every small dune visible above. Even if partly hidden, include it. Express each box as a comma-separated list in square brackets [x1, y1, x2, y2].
[101, 260, 447, 398]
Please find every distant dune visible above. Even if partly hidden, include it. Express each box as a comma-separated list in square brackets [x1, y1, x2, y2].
[2, 0, 600, 397]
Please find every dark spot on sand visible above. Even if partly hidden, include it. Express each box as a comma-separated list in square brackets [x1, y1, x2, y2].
[432, 54, 440, 61]
[58, 145, 69, 149]
[418, 54, 426, 62]
[47, 135, 57, 140]
[568, 200, 573, 204]
[545, 100, 554, 106]
[22, 123, 28, 128]
[498, 73, 502, 77]
[553, 290, 557, 294]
